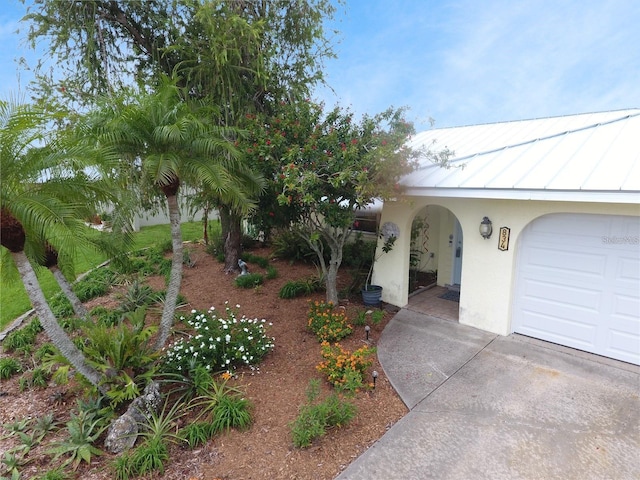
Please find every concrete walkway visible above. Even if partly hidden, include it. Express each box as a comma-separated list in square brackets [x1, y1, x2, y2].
[336, 309, 640, 480]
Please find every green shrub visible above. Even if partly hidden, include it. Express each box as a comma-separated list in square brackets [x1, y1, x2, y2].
[234, 273, 264, 289]
[131, 437, 169, 475]
[130, 400, 185, 475]
[179, 421, 214, 449]
[278, 277, 322, 299]
[290, 380, 356, 448]
[210, 394, 252, 433]
[81, 308, 158, 407]
[49, 294, 75, 319]
[47, 407, 105, 470]
[73, 267, 116, 302]
[242, 252, 269, 268]
[317, 343, 376, 394]
[90, 307, 123, 327]
[0, 357, 22, 379]
[353, 309, 385, 326]
[265, 265, 278, 279]
[342, 234, 376, 269]
[3, 324, 38, 354]
[29, 367, 50, 388]
[162, 305, 274, 375]
[307, 301, 352, 343]
[117, 280, 159, 313]
[271, 229, 317, 263]
[34, 467, 69, 480]
[34, 343, 58, 362]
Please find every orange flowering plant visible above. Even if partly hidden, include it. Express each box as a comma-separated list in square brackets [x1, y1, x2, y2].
[317, 342, 376, 394]
[307, 301, 352, 343]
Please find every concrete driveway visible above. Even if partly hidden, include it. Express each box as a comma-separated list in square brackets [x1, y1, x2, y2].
[336, 309, 640, 480]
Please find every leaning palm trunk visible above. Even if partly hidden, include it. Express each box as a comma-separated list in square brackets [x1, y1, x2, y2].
[154, 193, 183, 350]
[12, 250, 105, 392]
[50, 265, 90, 319]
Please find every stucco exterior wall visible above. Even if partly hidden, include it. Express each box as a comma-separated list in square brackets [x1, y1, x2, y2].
[373, 197, 640, 336]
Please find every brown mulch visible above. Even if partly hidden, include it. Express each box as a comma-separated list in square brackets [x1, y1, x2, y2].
[0, 244, 408, 479]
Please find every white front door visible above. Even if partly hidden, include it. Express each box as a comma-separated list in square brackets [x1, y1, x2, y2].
[512, 213, 640, 365]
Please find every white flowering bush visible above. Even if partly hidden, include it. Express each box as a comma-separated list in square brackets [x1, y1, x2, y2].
[162, 304, 275, 374]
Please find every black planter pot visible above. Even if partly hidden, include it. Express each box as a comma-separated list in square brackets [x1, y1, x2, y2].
[361, 285, 383, 306]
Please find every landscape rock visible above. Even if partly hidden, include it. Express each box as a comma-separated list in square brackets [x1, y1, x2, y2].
[104, 381, 162, 454]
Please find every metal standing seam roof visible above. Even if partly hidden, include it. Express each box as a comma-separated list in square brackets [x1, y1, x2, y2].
[401, 109, 640, 204]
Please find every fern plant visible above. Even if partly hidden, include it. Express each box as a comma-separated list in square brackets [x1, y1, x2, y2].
[81, 307, 158, 406]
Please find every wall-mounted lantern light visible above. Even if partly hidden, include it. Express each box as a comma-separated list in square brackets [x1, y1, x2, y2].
[479, 217, 493, 239]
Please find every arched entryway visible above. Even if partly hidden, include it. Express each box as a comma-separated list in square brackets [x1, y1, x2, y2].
[406, 205, 462, 321]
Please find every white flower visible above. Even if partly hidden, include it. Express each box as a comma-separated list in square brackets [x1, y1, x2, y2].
[191, 309, 197, 314]
[225, 334, 231, 343]
[236, 304, 241, 308]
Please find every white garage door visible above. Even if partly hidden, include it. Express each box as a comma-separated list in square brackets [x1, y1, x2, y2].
[513, 213, 640, 365]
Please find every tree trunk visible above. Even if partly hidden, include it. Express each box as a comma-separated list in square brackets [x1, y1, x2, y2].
[220, 206, 242, 274]
[12, 250, 105, 392]
[154, 193, 183, 350]
[325, 237, 345, 305]
[202, 204, 210, 245]
[50, 266, 90, 319]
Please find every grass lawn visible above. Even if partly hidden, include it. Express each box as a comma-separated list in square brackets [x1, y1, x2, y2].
[0, 221, 206, 330]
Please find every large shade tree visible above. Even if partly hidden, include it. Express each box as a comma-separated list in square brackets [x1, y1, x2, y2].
[23, 0, 340, 271]
[85, 82, 260, 350]
[0, 100, 115, 391]
[242, 101, 449, 304]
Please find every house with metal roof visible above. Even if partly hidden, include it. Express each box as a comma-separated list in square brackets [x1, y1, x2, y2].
[372, 109, 640, 365]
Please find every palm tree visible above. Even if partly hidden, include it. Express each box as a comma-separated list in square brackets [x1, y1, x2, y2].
[87, 82, 262, 350]
[0, 100, 109, 391]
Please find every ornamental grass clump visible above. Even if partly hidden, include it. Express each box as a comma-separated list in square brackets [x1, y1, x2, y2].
[317, 342, 376, 394]
[307, 301, 352, 342]
[162, 304, 274, 374]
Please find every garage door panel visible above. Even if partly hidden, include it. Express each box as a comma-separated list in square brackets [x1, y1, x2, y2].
[513, 213, 640, 365]
[529, 214, 610, 238]
[525, 247, 606, 280]
[518, 310, 597, 347]
[607, 330, 640, 364]
[522, 278, 601, 313]
[611, 293, 640, 319]
[615, 256, 640, 284]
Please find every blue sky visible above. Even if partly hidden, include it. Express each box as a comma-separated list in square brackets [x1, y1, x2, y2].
[2, 0, 639, 131]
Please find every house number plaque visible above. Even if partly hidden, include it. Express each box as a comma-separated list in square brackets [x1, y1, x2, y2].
[498, 227, 510, 251]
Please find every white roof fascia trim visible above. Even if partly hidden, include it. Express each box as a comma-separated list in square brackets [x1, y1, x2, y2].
[401, 188, 640, 204]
